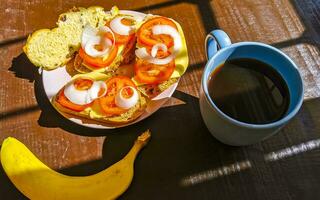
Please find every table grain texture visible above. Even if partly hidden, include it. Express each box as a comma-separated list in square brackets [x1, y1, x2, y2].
[1, 0, 320, 199]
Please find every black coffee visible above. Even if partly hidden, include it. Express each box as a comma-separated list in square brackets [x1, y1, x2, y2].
[208, 58, 290, 124]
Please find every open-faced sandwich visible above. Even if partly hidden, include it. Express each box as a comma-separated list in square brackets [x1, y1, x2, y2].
[133, 15, 188, 98]
[52, 72, 147, 124]
[72, 8, 146, 73]
[24, 6, 188, 125]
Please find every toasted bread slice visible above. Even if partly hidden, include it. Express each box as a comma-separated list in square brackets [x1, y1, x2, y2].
[53, 94, 147, 124]
[133, 15, 188, 81]
[23, 6, 112, 70]
[52, 72, 148, 124]
[133, 16, 188, 97]
[137, 78, 178, 99]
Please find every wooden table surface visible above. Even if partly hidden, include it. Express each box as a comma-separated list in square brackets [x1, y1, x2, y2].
[1, 0, 320, 199]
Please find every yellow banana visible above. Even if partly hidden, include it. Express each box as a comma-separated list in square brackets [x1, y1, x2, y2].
[1, 130, 151, 200]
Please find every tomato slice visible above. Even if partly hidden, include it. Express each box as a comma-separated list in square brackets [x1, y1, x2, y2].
[137, 17, 177, 48]
[99, 76, 136, 115]
[105, 31, 135, 45]
[56, 90, 91, 112]
[134, 59, 175, 84]
[78, 45, 118, 69]
[99, 95, 127, 115]
[106, 18, 136, 44]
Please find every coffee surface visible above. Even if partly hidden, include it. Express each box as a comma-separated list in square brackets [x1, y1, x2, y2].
[208, 58, 290, 124]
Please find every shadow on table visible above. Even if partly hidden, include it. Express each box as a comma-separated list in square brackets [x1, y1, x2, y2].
[9, 53, 39, 83]
[0, 36, 28, 48]
[269, 0, 320, 51]
[135, 0, 218, 34]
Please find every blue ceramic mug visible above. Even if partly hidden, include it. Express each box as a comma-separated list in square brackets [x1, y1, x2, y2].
[199, 30, 304, 146]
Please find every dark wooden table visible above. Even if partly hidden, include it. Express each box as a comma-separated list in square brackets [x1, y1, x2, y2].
[1, 0, 320, 199]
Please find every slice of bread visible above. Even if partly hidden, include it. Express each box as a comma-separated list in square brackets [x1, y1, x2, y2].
[23, 6, 112, 70]
[137, 78, 178, 99]
[72, 10, 141, 74]
[132, 16, 188, 98]
[53, 94, 147, 124]
[52, 72, 148, 124]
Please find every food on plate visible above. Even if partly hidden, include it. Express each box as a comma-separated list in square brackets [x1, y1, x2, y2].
[24, 6, 189, 125]
[137, 78, 178, 99]
[1, 131, 151, 200]
[23, 6, 111, 70]
[53, 72, 147, 124]
[23, 6, 147, 73]
[133, 15, 188, 97]
[73, 8, 144, 73]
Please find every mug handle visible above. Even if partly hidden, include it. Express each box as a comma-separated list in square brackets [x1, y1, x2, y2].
[205, 30, 232, 60]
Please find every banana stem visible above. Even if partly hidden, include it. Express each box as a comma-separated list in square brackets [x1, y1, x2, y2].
[125, 130, 151, 161]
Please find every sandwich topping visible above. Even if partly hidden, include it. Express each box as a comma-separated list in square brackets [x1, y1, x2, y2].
[60, 15, 184, 115]
[57, 75, 140, 116]
[24, 6, 189, 122]
[135, 25, 182, 65]
[75, 13, 184, 85]
[110, 16, 136, 36]
[77, 13, 143, 70]
[81, 25, 115, 58]
[99, 76, 139, 115]
[78, 24, 119, 69]
[115, 86, 139, 109]
[64, 78, 107, 105]
[78, 46, 118, 69]
[134, 17, 182, 84]
[106, 17, 136, 45]
[57, 78, 107, 111]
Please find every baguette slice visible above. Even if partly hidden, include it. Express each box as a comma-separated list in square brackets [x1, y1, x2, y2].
[137, 78, 178, 99]
[133, 16, 189, 98]
[23, 6, 112, 70]
[52, 72, 148, 124]
[72, 9, 143, 74]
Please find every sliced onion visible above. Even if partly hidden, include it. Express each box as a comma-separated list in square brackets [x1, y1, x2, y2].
[87, 81, 107, 101]
[119, 10, 146, 22]
[152, 25, 182, 54]
[84, 37, 111, 57]
[135, 47, 175, 65]
[110, 16, 136, 36]
[135, 24, 182, 65]
[151, 43, 168, 58]
[135, 47, 151, 59]
[64, 80, 107, 105]
[81, 24, 98, 49]
[115, 86, 139, 109]
[83, 25, 115, 58]
[99, 26, 115, 47]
